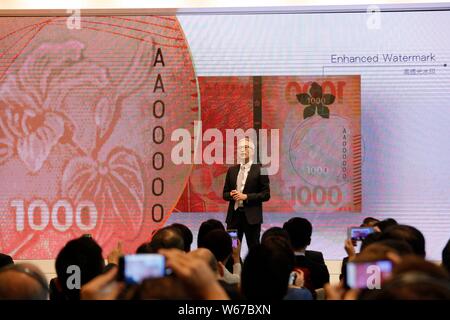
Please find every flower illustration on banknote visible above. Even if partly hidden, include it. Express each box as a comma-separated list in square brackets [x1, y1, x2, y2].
[296, 82, 335, 119]
[59, 40, 153, 242]
[0, 39, 152, 243]
[0, 41, 108, 172]
[61, 147, 145, 241]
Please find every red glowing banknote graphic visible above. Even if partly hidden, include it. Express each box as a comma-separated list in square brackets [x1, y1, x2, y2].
[0, 16, 198, 258]
[176, 76, 361, 213]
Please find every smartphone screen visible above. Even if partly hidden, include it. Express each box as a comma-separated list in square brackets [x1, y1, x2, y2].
[227, 229, 238, 248]
[346, 260, 393, 289]
[118, 254, 167, 284]
[347, 227, 375, 241]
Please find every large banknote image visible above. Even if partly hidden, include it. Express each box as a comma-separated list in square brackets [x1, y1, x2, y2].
[0, 16, 198, 258]
[176, 76, 361, 213]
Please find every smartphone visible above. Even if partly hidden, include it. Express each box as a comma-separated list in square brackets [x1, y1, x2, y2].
[346, 260, 393, 289]
[227, 229, 239, 249]
[347, 227, 374, 241]
[118, 254, 168, 284]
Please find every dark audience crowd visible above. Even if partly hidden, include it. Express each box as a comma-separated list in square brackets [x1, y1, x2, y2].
[0, 217, 449, 300]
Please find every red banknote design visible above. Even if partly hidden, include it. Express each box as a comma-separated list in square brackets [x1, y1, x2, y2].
[0, 16, 198, 258]
[176, 76, 361, 213]
[175, 77, 253, 212]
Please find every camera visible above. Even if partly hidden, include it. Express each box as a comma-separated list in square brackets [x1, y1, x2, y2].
[346, 260, 393, 289]
[118, 254, 169, 284]
[347, 226, 374, 241]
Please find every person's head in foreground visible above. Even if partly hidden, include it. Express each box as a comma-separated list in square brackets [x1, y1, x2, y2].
[170, 223, 193, 252]
[361, 217, 380, 227]
[197, 219, 225, 248]
[55, 235, 105, 300]
[241, 239, 294, 300]
[283, 217, 313, 252]
[149, 226, 185, 252]
[200, 229, 233, 265]
[261, 227, 291, 246]
[382, 224, 426, 258]
[0, 263, 48, 300]
[373, 218, 398, 233]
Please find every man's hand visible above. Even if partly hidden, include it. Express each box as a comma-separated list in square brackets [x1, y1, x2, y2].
[232, 238, 242, 264]
[80, 267, 125, 300]
[232, 192, 247, 201]
[159, 248, 229, 300]
[344, 239, 357, 258]
[107, 241, 123, 265]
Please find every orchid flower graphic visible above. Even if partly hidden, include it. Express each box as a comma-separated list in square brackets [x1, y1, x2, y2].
[0, 41, 108, 172]
[296, 82, 336, 119]
[0, 40, 153, 243]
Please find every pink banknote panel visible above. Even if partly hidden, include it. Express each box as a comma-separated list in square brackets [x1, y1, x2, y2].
[177, 76, 361, 213]
[0, 16, 198, 258]
[265, 76, 361, 213]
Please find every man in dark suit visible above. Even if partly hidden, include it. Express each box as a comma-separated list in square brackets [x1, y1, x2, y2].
[283, 217, 330, 290]
[223, 138, 270, 251]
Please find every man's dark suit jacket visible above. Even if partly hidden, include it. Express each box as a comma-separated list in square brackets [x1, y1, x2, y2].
[305, 250, 326, 265]
[223, 163, 270, 225]
[294, 250, 330, 290]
